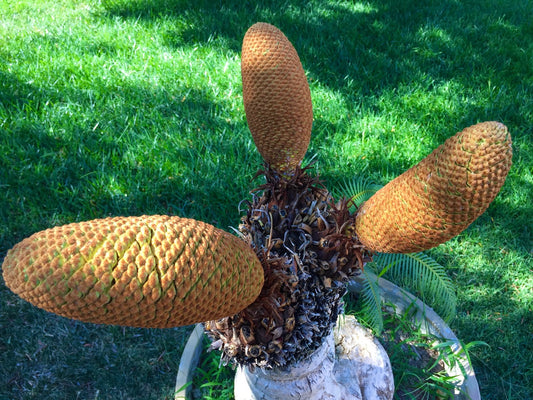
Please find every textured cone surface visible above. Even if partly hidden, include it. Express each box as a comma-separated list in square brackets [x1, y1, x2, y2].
[241, 22, 313, 172]
[356, 121, 512, 253]
[2, 215, 264, 328]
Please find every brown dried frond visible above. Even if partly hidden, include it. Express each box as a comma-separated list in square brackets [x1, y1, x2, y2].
[253, 163, 326, 207]
[204, 167, 370, 368]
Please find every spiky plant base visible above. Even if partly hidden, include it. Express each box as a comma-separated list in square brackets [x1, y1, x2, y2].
[205, 166, 371, 369]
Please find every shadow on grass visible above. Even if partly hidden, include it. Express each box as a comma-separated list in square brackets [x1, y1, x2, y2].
[0, 277, 193, 400]
[99, 0, 533, 173]
[1, 70, 248, 399]
[0, 68, 258, 251]
[99, 0, 532, 101]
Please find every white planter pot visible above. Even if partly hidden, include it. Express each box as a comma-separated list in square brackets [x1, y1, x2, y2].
[175, 324, 204, 400]
[174, 276, 481, 400]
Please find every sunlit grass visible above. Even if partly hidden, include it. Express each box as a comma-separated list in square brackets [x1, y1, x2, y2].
[1, 0, 532, 399]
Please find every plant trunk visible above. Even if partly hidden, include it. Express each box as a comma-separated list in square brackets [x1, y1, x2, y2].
[234, 315, 394, 400]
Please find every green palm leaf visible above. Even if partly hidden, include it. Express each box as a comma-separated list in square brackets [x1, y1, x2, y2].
[373, 252, 457, 322]
[359, 264, 384, 335]
[332, 176, 383, 211]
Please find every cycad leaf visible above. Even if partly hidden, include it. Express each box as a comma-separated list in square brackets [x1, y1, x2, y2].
[373, 252, 456, 322]
[359, 265, 384, 335]
[333, 176, 383, 211]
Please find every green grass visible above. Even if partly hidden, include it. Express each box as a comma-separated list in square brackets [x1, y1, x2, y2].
[191, 337, 235, 400]
[1, 0, 531, 399]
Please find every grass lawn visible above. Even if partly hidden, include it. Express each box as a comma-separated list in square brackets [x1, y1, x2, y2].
[1, 0, 532, 398]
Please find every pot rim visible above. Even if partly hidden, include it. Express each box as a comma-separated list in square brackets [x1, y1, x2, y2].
[348, 273, 481, 400]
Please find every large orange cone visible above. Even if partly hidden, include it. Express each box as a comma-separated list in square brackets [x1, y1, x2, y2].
[241, 22, 313, 172]
[2, 215, 264, 328]
[355, 122, 512, 253]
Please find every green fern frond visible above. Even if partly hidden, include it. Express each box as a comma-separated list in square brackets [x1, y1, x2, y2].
[359, 265, 384, 335]
[373, 252, 457, 322]
[332, 176, 383, 211]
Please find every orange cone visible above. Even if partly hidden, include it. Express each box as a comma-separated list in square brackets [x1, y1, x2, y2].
[241, 22, 313, 172]
[2, 215, 264, 328]
[355, 121, 512, 253]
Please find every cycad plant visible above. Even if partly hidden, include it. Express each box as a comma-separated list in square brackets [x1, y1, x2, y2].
[2, 22, 512, 394]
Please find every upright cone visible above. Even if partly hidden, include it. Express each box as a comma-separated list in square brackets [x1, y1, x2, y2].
[241, 22, 313, 172]
[2, 215, 264, 328]
[355, 121, 512, 253]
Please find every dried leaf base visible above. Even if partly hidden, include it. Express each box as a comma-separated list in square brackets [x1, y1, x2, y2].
[234, 315, 394, 400]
